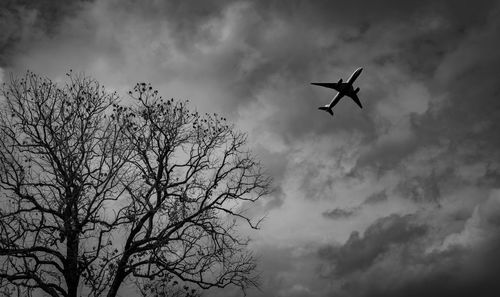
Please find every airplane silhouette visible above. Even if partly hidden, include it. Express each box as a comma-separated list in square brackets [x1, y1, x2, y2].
[311, 67, 363, 116]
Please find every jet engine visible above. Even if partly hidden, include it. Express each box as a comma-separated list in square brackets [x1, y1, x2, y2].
[338, 79, 343, 84]
[354, 87, 360, 93]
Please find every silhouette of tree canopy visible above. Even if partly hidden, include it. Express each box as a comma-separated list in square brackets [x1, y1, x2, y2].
[0, 71, 271, 297]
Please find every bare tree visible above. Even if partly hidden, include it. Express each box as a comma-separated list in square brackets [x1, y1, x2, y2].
[0, 72, 271, 297]
[0, 71, 130, 297]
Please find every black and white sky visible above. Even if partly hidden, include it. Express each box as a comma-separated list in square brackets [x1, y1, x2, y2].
[2, 1, 500, 296]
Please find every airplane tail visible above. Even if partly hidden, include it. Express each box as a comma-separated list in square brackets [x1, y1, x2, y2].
[318, 106, 334, 116]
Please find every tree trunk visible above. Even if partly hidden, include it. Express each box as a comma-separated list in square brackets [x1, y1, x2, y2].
[64, 197, 80, 297]
[65, 231, 80, 297]
[107, 266, 126, 297]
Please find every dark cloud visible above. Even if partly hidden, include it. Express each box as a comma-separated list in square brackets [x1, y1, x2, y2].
[363, 190, 388, 205]
[322, 207, 359, 220]
[314, 194, 500, 297]
[0, 0, 91, 66]
[332, 240, 500, 297]
[318, 214, 427, 276]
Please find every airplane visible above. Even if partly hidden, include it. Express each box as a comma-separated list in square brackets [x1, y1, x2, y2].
[311, 67, 363, 116]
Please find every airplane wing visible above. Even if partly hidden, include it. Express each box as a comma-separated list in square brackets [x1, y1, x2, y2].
[311, 82, 342, 92]
[348, 93, 363, 109]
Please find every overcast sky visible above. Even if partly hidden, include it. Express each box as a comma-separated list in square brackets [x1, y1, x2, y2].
[2, 1, 500, 296]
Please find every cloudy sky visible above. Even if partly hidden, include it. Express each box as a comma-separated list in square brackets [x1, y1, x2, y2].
[2, 0, 500, 296]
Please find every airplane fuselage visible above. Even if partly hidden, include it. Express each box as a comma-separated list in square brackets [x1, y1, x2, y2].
[338, 67, 362, 96]
[347, 67, 363, 84]
[334, 83, 355, 96]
